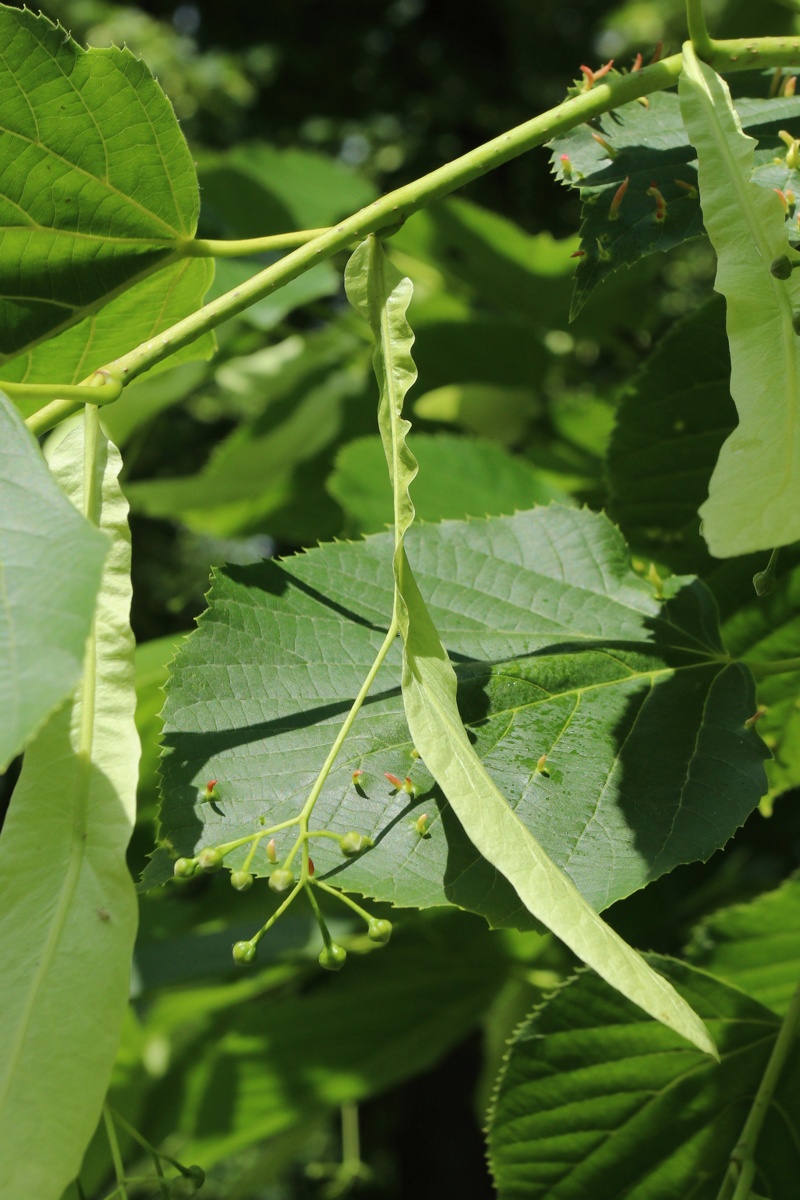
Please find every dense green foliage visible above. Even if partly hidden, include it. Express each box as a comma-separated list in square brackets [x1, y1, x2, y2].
[1, 2, 800, 1198]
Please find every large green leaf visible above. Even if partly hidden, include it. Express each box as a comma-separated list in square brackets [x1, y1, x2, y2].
[0, 4, 199, 361]
[0, 394, 107, 771]
[549, 89, 800, 316]
[685, 875, 800, 1016]
[679, 45, 800, 556]
[134, 911, 509, 1166]
[606, 296, 734, 572]
[328, 433, 565, 534]
[487, 958, 799, 1199]
[158, 507, 767, 924]
[0, 420, 138, 1199]
[346, 234, 714, 1052]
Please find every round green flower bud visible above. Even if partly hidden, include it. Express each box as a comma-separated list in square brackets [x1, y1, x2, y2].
[232, 940, 257, 965]
[771, 254, 794, 280]
[340, 831, 373, 856]
[319, 943, 347, 971]
[230, 869, 254, 892]
[197, 847, 223, 872]
[753, 569, 776, 597]
[168, 1177, 198, 1199]
[367, 918, 393, 944]
[173, 857, 196, 879]
[186, 1165, 205, 1187]
[269, 867, 294, 893]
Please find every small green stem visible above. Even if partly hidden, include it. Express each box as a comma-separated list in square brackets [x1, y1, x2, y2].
[182, 228, 331, 257]
[103, 1106, 129, 1200]
[687, 0, 714, 57]
[341, 1102, 361, 1172]
[313, 878, 374, 926]
[744, 656, 800, 678]
[716, 980, 800, 1200]
[212, 815, 301, 858]
[299, 617, 399, 825]
[250, 879, 305, 945]
[24, 371, 124, 437]
[304, 882, 334, 949]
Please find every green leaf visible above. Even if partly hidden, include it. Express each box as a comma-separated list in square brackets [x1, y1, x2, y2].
[0, 420, 138, 1199]
[720, 554, 800, 795]
[137, 912, 509, 1166]
[328, 433, 566, 534]
[487, 957, 798, 1199]
[685, 875, 800, 1016]
[0, 394, 107, 771]
[606, 297, 735, 571]
[158, 507, 767, 925]
[2, 261, 215, 418]
[550, 90, 800, 316]
[346, 234, 715, 1053]
[0, 5, 199, 361]
[679, 45, 800, 557]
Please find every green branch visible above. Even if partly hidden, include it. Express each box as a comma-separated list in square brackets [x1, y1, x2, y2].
[23, 33, 800, 437]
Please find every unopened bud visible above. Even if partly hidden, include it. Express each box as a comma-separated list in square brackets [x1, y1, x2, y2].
[319, 943, 347, 971]
[230, 870, 254, 892]
[197, 847, 223, 872]
[269, 867, 294, 893]
[232, 940, 256, 965]
[340, 831, 374, 856]
[368, 918, 393, 944]
[173, 857, 197, 879]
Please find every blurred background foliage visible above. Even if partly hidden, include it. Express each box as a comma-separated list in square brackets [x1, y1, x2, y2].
[14, 0, 798, 1196]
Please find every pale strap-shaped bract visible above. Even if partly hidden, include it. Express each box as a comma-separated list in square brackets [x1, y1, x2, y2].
[345, 234, 717, 1057]
[680, 41, 800, 557]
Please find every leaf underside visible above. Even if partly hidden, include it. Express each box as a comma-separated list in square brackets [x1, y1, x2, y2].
[158, 506, 767, 924]
[0, 5, 198, 361]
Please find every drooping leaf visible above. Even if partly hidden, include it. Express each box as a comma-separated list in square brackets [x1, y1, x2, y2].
[1, 261, 215, 418]
[685, 875, 800, 1016]
[679, 45, 800, 556]
[549, 89, 800, 316]
[487, 957, 799, 1200]
[328, 433, 566, 534]
[0, 394, 107, 771]
[0, 4, 200, 361]
[0, 420, 138, 1199]
[345, 234, 715, 1053]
